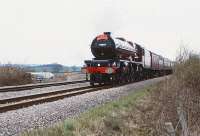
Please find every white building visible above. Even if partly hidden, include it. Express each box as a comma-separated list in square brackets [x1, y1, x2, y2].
[30, 72, 54, 81]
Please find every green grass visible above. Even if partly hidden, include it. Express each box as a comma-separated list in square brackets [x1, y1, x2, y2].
[21, 86, 152, 136]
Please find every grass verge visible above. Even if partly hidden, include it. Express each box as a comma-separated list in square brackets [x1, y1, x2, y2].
[21, 86, 154, 136]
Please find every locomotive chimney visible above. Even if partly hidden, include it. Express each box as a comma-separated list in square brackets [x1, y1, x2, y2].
[104, 32, 111, 36]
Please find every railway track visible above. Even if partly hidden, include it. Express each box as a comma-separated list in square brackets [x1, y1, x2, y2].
[0, 85, 112, 113]
[0, 78, 156, 113]
[0, 80, 87, 92]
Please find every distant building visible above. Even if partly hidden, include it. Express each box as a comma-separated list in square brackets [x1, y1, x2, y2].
[29, 72, 54, 81]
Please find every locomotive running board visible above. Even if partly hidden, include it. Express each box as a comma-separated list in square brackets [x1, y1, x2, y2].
[85, 59, 143, 65]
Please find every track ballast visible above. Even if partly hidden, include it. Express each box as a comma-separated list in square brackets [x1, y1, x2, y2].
[0, 85, 112, 113]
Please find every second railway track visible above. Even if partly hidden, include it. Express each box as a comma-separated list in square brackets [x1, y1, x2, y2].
[0, 85, 112, 113]
[0, 80, 87, 92]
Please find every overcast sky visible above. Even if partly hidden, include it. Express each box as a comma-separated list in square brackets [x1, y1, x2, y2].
[0, 0, 199, 66]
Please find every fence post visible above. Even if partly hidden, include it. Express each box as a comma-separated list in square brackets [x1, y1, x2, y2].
[165, 122, 176, 136]
[177, 107, 189, 136]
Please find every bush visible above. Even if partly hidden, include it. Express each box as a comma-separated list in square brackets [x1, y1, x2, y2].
[0, 66, 32, 86]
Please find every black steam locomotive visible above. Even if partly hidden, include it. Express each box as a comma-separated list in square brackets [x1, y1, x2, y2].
[84, 32, 173, 85]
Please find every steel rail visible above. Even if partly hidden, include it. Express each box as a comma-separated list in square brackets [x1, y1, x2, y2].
[0, 80, 87, 92]
[0, 86, 93, 104]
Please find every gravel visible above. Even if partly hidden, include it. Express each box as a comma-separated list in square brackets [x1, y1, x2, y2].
[0, 76, 167, 136]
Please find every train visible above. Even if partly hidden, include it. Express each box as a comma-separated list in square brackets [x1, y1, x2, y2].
[84, 32, 174, 86]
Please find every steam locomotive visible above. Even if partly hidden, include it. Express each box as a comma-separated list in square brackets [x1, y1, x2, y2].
[84, 32, 173, 86]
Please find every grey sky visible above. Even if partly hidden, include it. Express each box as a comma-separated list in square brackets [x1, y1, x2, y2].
[0, 0, 199, 66]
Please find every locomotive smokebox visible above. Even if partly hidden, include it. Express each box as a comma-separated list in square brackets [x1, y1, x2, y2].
[91, 32, 116, 59]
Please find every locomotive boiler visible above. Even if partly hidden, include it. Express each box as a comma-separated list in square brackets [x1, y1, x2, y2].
[91, 32, 136, 61]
